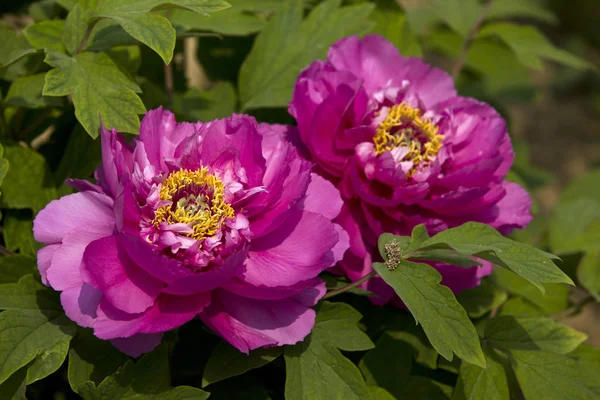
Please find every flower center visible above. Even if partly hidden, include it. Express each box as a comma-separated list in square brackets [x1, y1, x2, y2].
[373, 103, 443, 174]
[153, 168, 235, 241]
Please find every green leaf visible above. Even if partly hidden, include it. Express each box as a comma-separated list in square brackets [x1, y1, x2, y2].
[452, 349, 509, 400]
[23, 20, 66, 52]
[202, 341, 281, 387]
[0, 255, 37, 284]
[0, 143, 8, 188]
[492, 267, 569, 314]
[0, 23, 37, 68]
[0, 309, 76, 385]
[91, 0, 231, 15]
[369, 8, 422, 57]
[0, 275, 61, 311]
[420, 222, 572, 291]
[170, 7, 267, 36]
[372, 259, 485, 367]
[483, 316, 587, 354]
[487, 0, 558, 24]
[569, 344, 600, 394]
[106, 45, 142, 74]
[0, 365, 26, 400]
[409, 249, 482, 268]
[2, 146, 58, 212]
[67, 328, 129, 393]
[26, 336, 71, 384]
[174, 83, 237, 122]
[284, 302, 372, 400]
[78, 344, 210, 399]
[358, 333, 413, 399]
[108, 13, 175, 64]
[405, 376, 451, 400]
[499, 297, 544, 317]
[369, 387, 396, 400]
[43, 50, 146, 137]
[239, 0, 375, 110]
[429, 0, 481, 38]
[457, 280, 508, 318]
[510, 350, 599, 400]
[284, 339, 370, 400]
[549, 198, 600, 254]
[3, 211, 42, 256]
[578, 250, 600, 301]
[63, 4, 90, 54]
[5, 73, 64, 109]
[55, 124, 102, 185]
[312, 302, 374, 351]
[478, 23, 592, 71]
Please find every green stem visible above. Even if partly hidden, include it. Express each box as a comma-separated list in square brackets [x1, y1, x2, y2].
[75, 21, 97, 55]
[322, 271, 377, 300]
[451, 0, 495, 79]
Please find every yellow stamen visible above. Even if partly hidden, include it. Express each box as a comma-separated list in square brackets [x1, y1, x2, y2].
[153, 168, 235, 241]
[373, 103, 443, 176]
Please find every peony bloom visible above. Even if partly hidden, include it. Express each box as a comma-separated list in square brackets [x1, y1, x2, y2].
[289, 35, 532, 307]
[34, 109, 348, 356]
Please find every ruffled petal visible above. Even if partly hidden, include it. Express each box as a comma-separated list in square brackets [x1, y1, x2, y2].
[244, 211, 339, 287]
[222, 277, 325, 301]
[139, 107, 199, 170]
[475, 181, 532, 234]
[199, 288, 319, 353]
[60, 283, 102, 328]
[83, 236, 164, 314]
[37, 244, 59, 286]
[33, 191, 114, 245]
[110, 333, 163, 358]
[46, 222, 115, 291]
[163, 249, 247, 296]
[94, 292, 210, 339]
[301, 173, 343, 220]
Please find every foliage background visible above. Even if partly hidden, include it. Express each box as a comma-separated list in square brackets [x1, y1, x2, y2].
[0, 0, 599, 399]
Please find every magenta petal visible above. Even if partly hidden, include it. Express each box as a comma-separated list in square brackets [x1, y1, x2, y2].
[139, 107, 199, 170]
[163, 250, 247, 295]
[83, 236, 164, 314]
[222, 277, 325, 301]
[244, 211, 339, 287]
[33, 191, 114, 245]
[99, 125, 133, 197]
[37, 244, 59, 286]
[301, 173, 343, 220]
[46, 223, 115, 291]
[60, 283, 102, 328]
[110, 333, 163, 358]
[118, 234, 194, 284]
[94, 292, 210, 339]
[479, 181, 533, 234]
[200, 289, 317, 353]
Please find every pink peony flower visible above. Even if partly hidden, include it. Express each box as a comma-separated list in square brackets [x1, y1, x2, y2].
[289, 35, 532, 306]
[34, 109, 348, 356]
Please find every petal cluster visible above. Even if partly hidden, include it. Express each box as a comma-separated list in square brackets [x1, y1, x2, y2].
[289, 35, 532, 305]
[34, 109, 348, 356]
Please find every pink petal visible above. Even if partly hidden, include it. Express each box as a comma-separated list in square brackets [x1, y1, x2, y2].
[139, 107, 199, 170]
[33, 191, 114, 244]
[301, 173, 343, 220]
[46, 223, 115, 291]
[110, 333, 163, 358]
[118, 234, 194, 284]
[94, 292, 210, 339]
[200, 289, 318, 353]
[83, 236, 164, 314]
[222, 277, 325, 301]
[244, 211, 339, 287]
[60, 283, 102, 328]
[163, 249, 247, 296]
[37, 244, 59, 286]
